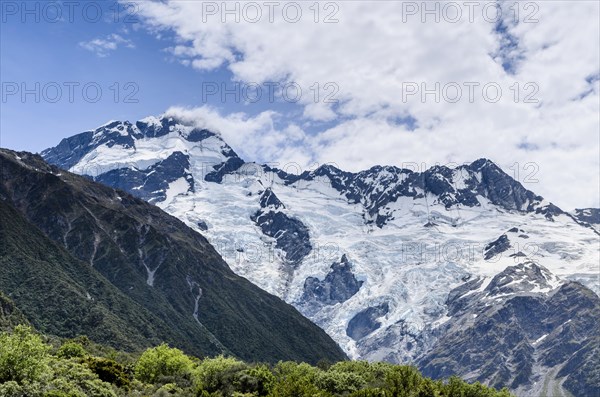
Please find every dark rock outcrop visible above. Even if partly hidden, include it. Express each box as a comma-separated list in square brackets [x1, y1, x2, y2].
[95, 151, 194, 204]
[42, 119, 557, 231]
[251, 211, 311, 266]
[483, 234, 511, 260]
[572, 208, 600, 224]
[251, 189, 312, 266]
[204, 156, 245, 183]
[303, 255, 363, 305]
[41, 121, 140, 170]
[346, 303, 390, 341]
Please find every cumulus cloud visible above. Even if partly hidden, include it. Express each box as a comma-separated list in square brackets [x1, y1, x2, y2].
[79, 34, 135, 57]
[131, 1, 599, 209]
[164, 105, 312, 166]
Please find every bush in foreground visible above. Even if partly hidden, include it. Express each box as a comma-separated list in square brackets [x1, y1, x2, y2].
[0, 326, 513, 397]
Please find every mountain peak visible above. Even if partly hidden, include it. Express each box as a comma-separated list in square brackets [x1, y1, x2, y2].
[40, 114, 228, 173]
[468, 157, 497, 170]
[486, 261, 562, 297]
[41, 116, 565, 227]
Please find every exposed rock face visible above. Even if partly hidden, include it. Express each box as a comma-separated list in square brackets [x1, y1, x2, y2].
[136, 117, 187, 138]
[275, 159, 543, 228]
[41, 116, 244, 200]
[418, 263, 600, 397]
[196, 220, 209, 231]
[184, 128, 215, 142]
[485, 262, 559, 296]
[484, 234, 511, 260]
[251, 189, 312, 266]
[41, 121, 140, 170]
[303, 255, 363, 305]
[573, 208, 600, 224]
[571, 208, 600, 234]
[535, 203, 565, 221]
[259, 188, 285, 210]
[96, 151, 194, 204]
[205, 156, 245, 183]
[252, 211, 312, 265]
[346, 303, 390, 341]
[41, 116, 560, 233]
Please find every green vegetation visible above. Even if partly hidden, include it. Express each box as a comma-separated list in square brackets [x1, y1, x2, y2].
[0, 150, 346, 364]
[0, 325, 513, 397]
[0, 199, 179, 353]
[0, 292, 29, 332]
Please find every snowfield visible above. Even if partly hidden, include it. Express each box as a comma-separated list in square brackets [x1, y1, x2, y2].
[43, 117, 600, 364]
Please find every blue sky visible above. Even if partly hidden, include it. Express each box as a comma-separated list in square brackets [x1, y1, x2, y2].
[0, 1, 299, 152]
[1, 1, 599, 209]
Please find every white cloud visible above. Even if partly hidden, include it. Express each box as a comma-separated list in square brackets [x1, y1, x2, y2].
[164, 105, 312, 166]
[132, 1, 599, 210]
[79, 34, 135, 57]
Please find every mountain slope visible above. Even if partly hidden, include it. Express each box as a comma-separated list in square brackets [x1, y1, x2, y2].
[418, 262, 600, 396]
[0, 292, 28, 331]
[0, 197, 194, 351]
[0, 149, 346, 364]
[41, 115, 600, 395]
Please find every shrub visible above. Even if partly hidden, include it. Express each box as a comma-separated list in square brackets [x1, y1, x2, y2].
[241, 364, 276, 395]
[0, 325, 51, 384]
[349, 388, 387, 397]
[134, 344, 194, 385]
[152, 382, 187, 396]
[329, 361, 391, 387]
[269, 362, 329, 397]
[315, 370, 365, 394]
[193, 355, 247, 394]
[0, 325, 516, 397]
[385, 365, 424, 396]
[47, 358, 117, 397]
[272, 361, 319, 381]
[56, 341, 87, 359]
[85, 356, 132, 388]
[0, 381, 24, 396]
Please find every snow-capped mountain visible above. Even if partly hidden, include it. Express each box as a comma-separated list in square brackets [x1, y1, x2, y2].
[419, 261, 599, 396]
[42, 115, 600, 396]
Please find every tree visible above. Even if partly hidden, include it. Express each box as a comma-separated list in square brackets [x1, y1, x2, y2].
[0, 325, 51, 384]
[242, 364, 276, 395]
[47, 359, 117, 397]
[56, 341, 87, 359]
[192, 355, 246, 394]
[268, 362, 330, 397]
[385, 365, 424, 396]
[315, 370, 365, 394]
[134, 344, 194, 384]
[86, 356, 131, 388]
